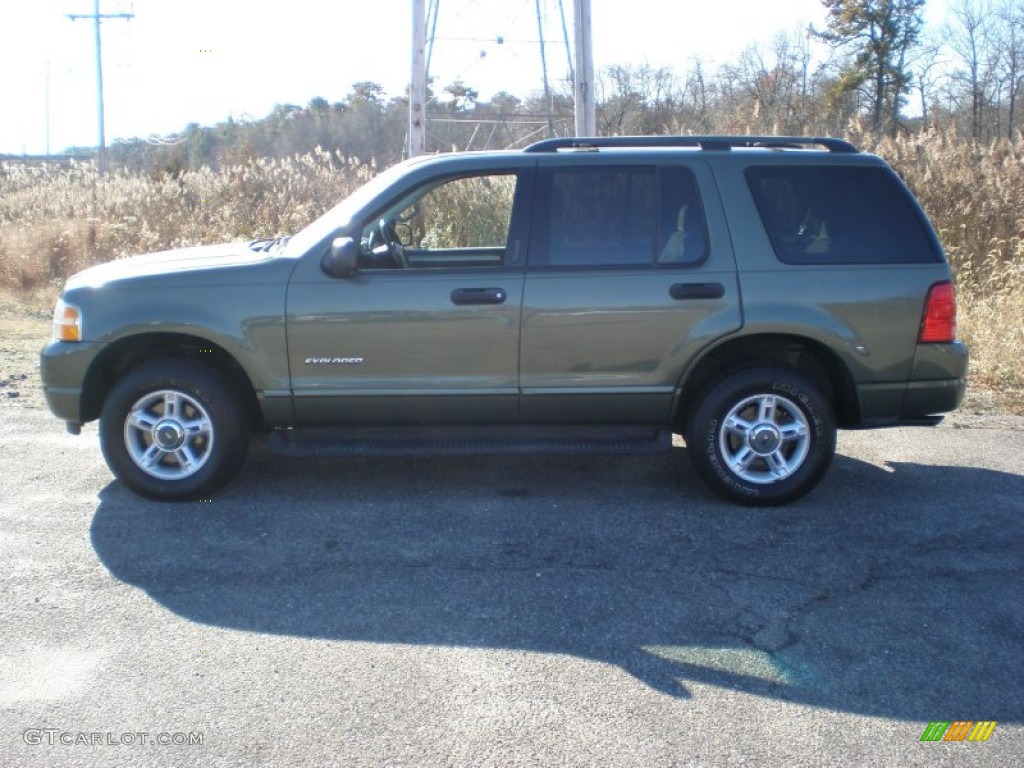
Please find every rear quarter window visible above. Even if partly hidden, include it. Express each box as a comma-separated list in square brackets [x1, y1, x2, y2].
[745, 165, 941, 265]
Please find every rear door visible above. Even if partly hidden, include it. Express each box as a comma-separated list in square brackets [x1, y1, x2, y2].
[519, 158, 742, 424]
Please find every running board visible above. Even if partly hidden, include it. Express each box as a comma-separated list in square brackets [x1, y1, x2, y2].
[269, 425, 673, 458]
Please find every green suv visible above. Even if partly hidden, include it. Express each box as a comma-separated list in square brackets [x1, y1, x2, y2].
[40, 136, 968, 505]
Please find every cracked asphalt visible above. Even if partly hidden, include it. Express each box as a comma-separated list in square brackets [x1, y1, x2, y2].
[1, 400, 1022, 766]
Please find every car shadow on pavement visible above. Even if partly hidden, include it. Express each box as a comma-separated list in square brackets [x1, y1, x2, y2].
[90, 444, 1024, 720]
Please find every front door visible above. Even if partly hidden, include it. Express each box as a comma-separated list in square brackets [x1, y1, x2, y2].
[286, 169, 530, 424]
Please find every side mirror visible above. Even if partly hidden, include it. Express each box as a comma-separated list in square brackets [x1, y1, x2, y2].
[321, 236, 359, 278]
[395, 222, 413, 246]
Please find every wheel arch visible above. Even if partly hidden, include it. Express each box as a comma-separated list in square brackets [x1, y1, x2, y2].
[674, 333, 860, 433]
[80, 333, 263, 429]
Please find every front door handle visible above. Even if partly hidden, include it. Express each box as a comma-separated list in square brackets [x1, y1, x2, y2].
[451, 288, 507, 305]
[670, 282, 725, 300]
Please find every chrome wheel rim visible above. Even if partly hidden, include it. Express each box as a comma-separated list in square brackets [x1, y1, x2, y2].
[124, 390, 214, 480]
[719, 393, 810, 485]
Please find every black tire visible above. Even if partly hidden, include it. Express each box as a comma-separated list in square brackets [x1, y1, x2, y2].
[99, 359, 249, 501]
[686, 368, 836, 506]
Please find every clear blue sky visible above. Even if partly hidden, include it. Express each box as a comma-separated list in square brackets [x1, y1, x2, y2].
[1, 0, 947, 155]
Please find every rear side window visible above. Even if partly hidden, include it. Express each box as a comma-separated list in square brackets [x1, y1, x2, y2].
[746, 166, 940, 265]
[530, 166, 708, 268]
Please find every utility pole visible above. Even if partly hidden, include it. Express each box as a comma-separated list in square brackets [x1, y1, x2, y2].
[68, 0, 133, 175]
[573, 0, 595, 137]
[535, 0, 555, 138]
[45, 61, 51, 158]
[409, 0, 427, 157]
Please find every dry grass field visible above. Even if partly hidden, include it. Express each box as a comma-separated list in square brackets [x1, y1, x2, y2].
[862, 133, 1024, 404]
[1, 136, 1021, 413]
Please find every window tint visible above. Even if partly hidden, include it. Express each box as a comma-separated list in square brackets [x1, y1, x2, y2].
[532, 166, 707, 267]
[746, 166, 940, 265]
[360, 173, 516, 269]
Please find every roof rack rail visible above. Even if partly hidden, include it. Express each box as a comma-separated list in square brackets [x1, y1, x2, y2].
[522, 135, 859, 154]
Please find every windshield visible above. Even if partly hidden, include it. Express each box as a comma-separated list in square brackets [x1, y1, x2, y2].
[282, 159, 423, 257]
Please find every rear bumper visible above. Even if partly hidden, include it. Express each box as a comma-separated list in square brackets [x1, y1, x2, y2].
[900, 376, 967, 418]
[901, 340, 969, 417]
[852, 341, 968, 427]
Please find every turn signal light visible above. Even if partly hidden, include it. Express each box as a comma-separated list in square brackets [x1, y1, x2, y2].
[53, 299, 82, 342]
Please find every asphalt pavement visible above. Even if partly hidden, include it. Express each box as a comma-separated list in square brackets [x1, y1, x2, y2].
[1, 406, 1022, 767]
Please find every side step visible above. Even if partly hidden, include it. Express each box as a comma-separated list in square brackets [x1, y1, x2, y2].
[269, 425, 673, 458]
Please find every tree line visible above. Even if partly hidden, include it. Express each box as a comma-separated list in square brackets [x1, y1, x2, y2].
[106, 0, 1024, 173]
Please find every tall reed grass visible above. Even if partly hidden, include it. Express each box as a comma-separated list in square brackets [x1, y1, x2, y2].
[0, 148, 372, 290]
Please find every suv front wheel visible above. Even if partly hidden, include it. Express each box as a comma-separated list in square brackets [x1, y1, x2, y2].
[687, 368, 836, 506]
[99, 360, 249, 501]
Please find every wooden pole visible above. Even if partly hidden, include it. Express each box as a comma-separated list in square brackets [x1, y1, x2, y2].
[409, 0, 427, 157]
[573, 0, 595, 137]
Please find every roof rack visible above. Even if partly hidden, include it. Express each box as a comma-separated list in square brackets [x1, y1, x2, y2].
[522, 135, 859, 154]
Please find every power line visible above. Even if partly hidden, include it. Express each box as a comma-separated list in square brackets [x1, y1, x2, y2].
[67, 0, 133, 175]
[430, 35, 567, 44]
[557, 0, 574, 83]
[425, 0, 440, 86]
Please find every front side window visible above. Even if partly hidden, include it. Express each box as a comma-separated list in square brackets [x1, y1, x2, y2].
[746, 165, 941, 265]
[360, 173, 517, 270]
[530, 166, 708, 268]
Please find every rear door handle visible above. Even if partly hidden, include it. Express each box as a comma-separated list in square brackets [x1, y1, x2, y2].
[451, 287, 508, 305]
[670, 282, 725, 300]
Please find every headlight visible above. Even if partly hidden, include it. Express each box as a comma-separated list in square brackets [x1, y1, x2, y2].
[52, 298, 82, 342]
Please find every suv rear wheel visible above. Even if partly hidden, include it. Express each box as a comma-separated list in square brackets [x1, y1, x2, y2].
[99, 360, 249, 501]
[687, 368, 835, 506]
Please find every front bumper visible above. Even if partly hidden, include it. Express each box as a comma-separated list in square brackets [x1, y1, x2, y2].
[40, 340, 106, 423]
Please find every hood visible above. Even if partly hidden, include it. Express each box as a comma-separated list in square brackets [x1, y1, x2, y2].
[64, 241, 281, 290]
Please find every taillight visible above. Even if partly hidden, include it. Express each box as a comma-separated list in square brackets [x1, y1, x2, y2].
[919, 281, 957, 343]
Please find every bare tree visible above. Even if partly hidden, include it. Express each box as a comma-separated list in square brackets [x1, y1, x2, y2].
[944, 0, 996, 139]
[910, 30, 946, 129]
[995, 0, 1024, 138]
[683, 59, 714, 133]
[722, 31, 813, 134]
[596, 64, 679, 135]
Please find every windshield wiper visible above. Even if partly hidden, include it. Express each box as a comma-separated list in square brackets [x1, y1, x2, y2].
[248, 235, 290, 253]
